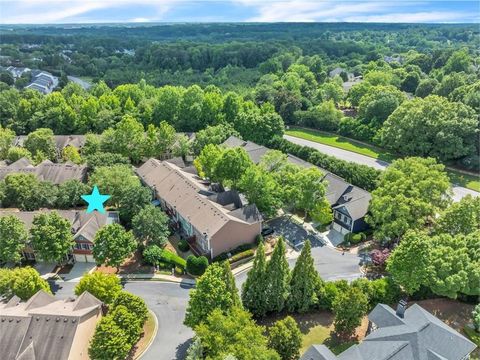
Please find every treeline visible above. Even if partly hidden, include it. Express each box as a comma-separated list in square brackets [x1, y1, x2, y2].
[267, 136, 381, 191]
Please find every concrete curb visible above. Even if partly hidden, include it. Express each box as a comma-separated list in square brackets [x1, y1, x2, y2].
[135, 309, 159, 359]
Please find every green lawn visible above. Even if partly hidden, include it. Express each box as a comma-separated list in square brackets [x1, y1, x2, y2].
[285, 127, 397, 162]
[300, 324, 357, 355]
[285, 127, 480, 192]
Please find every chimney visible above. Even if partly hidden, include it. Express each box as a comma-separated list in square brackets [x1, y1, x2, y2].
[396, 299, 407, 318]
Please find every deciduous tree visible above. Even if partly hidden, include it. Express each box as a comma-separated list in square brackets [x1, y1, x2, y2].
[30, 211, 75, 263]
[268, 316, 302, 360]
[195, 307, 280, 360]
[88, 316, 131, 360]
[0, 267, 51, 300]
[333, 286, 369, 337]
[0, 215, 28, 264]
[93, 224, 136, 270]
[132, 205, 170, 247]
[185, 263, 237, 328]
[74, 272, 122, 304]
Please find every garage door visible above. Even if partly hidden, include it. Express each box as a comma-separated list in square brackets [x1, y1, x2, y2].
[74, 254, 96, 263]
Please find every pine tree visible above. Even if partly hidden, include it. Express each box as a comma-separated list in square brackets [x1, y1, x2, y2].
[241, 243, 268, 317]
[287, 241, 322, 313]
[222, 261, 241, 307]
[265, 237, 290, 313]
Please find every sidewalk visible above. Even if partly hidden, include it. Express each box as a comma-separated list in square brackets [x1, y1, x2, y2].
[120, 273, 196, 286]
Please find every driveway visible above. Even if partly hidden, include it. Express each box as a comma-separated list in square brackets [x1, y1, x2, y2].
[236, 216, 363, 289]
[284, 134, 479, 202]
[61, 262, 96, 282]
[53, 280, 194, 360]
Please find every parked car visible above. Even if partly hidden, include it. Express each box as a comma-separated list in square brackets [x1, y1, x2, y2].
[261, 227, 274, 237]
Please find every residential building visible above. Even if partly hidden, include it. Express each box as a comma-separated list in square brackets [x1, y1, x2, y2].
[0, 210, 119, 263]
[136, 158, 262, 258]
[6, 66, 31, 79]
[13, 135, 87, 156]
[0, 290, 103, 360]
[24, 70, 58, 94]
[0, 158, 87, 184]
[222, 136, 371, 235]
[301, 301, 477, 360]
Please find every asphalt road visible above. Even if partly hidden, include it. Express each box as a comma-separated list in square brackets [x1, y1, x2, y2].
[235, 245, 362, 290]
[53, 280, 194, 360]
[284, 134, 479, 202]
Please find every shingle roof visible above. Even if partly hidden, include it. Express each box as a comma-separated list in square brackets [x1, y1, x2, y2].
[0, 210, 111, 243]
[0, 160, 87, 184]
[136, 159, 262, 238]
[0, 290, 102, 360]
[301, 345, 337, 360]
[302, 303, 476, 360]
[222, 136, 371, 222]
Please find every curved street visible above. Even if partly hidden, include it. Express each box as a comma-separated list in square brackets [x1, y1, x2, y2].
[284, 134, 479, 202]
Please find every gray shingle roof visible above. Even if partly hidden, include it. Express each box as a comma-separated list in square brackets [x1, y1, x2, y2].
[302, 303, 477, 360]
[0, 160, 87, 184]
[0, 290, 102, 360]
[222, 136, 371, 222]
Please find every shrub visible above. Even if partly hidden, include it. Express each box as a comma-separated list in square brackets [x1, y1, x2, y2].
[160, 249, 187, 269]
[229, 249, 255, 263]
[112, 291, 148, 324]
[212, 243, 254, 262]
[317, 280, 349, 311]
[472, 304, 480, 332]
[370, 248, 391, 267]
[178, 239, 190, 252]
[186, 255, 209, 276]
[88, 316, 131, 360]
[175, 266, 184, 275]
[143, 245, 186, 269]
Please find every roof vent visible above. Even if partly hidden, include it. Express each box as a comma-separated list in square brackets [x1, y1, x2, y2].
[396, 299, 407, 319]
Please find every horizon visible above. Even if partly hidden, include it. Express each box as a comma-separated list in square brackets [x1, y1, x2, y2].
[0, 1, 479, 25]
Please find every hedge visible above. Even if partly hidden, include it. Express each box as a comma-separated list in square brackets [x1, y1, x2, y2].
[229, 249, 255, 263]
[143, 245, 186, 269]
[345, 232, 366, 244]
[267, 136, 381, 191]
[213, 243, 254, 262]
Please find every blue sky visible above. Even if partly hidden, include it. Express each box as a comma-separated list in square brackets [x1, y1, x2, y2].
[0, 1, 478, 24]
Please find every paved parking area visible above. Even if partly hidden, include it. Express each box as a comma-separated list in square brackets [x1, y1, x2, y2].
[267, 215, 324, 249]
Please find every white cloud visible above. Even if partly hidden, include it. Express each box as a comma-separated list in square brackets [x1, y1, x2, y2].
[236, 0, 477, 23]
[0, 0, 178, 24]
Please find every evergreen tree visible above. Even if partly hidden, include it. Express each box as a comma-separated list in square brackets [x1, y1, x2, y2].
[265, 237, 290, 313]
[287, 241, 321, 313]
[222, 261, 241, 307]
[242, 243, 268, 317]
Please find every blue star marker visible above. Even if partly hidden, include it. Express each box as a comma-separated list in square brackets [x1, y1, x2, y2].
[81, 186, 111, 214]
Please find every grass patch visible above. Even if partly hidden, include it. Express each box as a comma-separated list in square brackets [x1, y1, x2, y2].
[285, 127, 480, 192]
[447, 169, 480, 192]
[132, 311, 157, 359]
[464, 325, 480, 346]
[301, 324, 331, 354]
[285, 127, 397, 162]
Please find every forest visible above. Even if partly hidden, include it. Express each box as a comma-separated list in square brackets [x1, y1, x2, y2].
[0, 23, 479, 173]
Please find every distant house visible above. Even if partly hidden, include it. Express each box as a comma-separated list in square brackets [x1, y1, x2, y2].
[301, 301, 477, 360]
[136, 158, 262, 258]
[222, 136, 371, 235]
[0, 210, 119, 263]
[0, 158, 87, 184]
[24, 70, 58, 94]
[6, 66, 31, 79]
[383, 55, 404, 64]
[0, 290, 103, 360]
[13, 135, 87, 156]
